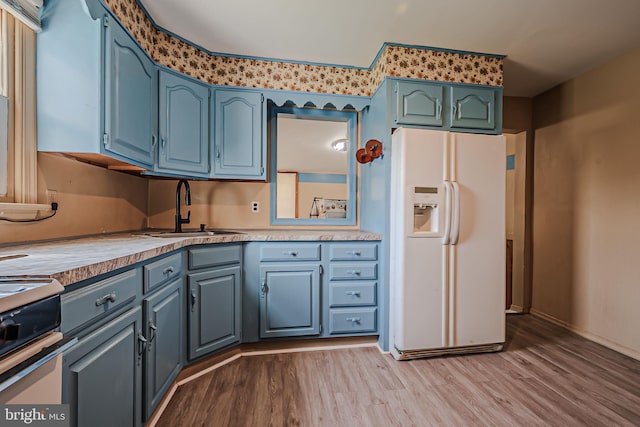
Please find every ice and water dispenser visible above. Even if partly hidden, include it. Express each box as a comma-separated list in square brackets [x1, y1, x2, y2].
[412, 187, 439, 234]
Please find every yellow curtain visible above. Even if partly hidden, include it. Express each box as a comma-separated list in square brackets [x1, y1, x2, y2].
[0, 9, 36, 204]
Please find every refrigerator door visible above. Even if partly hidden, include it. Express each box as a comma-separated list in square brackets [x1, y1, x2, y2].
[391, 128, 450, 351]
[449, 132, 506, 347]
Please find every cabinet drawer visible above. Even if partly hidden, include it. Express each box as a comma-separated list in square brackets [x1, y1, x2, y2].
[329, 282, 377, 307]
[61, 269, 140, 333]
[189, 244, 241, 270]
[144, 252, 182, 293]
[329, 263, 377, 280]
[329, 308, 377, 334]
[259, 244, 320, 261]
[329, 244, 377, 261]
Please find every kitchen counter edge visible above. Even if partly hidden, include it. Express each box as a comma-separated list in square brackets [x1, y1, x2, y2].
[0, 230, 382, 285]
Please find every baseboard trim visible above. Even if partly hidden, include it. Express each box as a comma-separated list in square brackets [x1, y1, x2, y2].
[529, 309, 640, 361]
[392, 343, 503, 361]
[509, 304, 524, 313]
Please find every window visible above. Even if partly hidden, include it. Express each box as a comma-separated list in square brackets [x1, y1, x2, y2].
[0, 5, 38, 205]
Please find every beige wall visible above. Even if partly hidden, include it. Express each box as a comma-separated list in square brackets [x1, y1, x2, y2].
[503, 96, 534, 312]
[0, 153, 148, 245]
[531, 47, 640, 359]
[147, 179, 359, 229]
[147, 180, 270, 230]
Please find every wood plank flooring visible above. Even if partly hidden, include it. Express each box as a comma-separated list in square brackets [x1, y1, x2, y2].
[156, 315, 640, 426]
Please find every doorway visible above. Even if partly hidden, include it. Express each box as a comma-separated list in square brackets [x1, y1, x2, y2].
[505, 131, 527, 313]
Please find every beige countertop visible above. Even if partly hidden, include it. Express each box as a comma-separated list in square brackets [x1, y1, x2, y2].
[0, 229, 381, 285]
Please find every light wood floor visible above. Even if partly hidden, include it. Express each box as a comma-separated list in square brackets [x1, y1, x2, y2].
[157, 315, 640, 426]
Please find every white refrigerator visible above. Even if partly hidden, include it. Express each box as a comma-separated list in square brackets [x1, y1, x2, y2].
[390, 127, 506, 360]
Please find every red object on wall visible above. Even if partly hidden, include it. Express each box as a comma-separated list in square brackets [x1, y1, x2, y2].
[356, 139, 383, 164]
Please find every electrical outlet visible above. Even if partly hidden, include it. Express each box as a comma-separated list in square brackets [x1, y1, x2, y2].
[46, 189, 57, 203]
[251, 201, 259, 213]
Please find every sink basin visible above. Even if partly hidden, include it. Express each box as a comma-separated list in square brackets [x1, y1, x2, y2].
[147, 231, 215, 238]
[145, 230, 242, 238]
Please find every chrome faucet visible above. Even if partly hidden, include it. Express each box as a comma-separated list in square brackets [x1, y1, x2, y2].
[175, 179, 191, 233]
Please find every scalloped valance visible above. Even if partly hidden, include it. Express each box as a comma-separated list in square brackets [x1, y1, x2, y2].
[262, 89, 370, 112]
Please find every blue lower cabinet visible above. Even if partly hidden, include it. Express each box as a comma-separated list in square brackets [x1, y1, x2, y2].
[62, 306, 143, 427]
[329, 308, 378, 334]
[188, 265, 241, 360]
[259, 263, 321, 338]
[143, 278, 183, 420]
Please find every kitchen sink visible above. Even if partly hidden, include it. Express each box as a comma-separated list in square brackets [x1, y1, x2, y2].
[145, 230, 242, 238]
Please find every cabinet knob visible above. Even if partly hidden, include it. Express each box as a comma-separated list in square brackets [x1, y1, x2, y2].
[260, 280, 268, 297]
[346, 251, 361, 256]
[346, 317, 361, 324]
[162, 266, 175, 275]
[283, 251, 298, 257]
[348, 270, 361, 276]
[345, 291, 361, 297]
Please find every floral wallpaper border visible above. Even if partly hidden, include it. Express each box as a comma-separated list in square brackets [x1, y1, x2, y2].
[104, 0, 503, 96]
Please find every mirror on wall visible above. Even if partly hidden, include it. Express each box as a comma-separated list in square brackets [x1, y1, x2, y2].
[269, 104, 357, 225]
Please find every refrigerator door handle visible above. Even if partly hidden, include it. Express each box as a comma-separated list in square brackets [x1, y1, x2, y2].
[442, 181, 453, 245]
[451, 181, 461, 245]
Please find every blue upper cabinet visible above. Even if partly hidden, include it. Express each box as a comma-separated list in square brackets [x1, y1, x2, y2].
[212, 89, 266, 180]
[37, 0, 157, 168]
[388, 79, 501, 133]
[156, 70, 210, 177]
[395, 81, 444, 127]
[104, 16, 156, 167]
[449, 86, 497, 130]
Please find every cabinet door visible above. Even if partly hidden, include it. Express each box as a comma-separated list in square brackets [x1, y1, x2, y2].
[63, 306, 143, 427]
[158, 70, 210, 176]
[259, 263, 320, 338]
[212, 89, 265, 179]
[143, 278, 183, 420]
[449, 86, 497, 130]
[104, 15, 155, 167]
[395, 81, 444, 127]
[188, 265, 241, 360]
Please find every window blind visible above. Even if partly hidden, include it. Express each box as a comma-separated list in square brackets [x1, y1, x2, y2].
[0, 0, 42, 32]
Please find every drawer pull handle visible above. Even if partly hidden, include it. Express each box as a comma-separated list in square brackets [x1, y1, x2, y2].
[162, 266, 175, 275]
[148, 322, 157, 344]
[346, 317, 361, 324]
[190, 289, 197, 312]
[347, 251, 361, 256]
[137, 332, 147, 365]
[95, 292, 116, 307]
[283, 251, 298, 256]
[347, 270, 361, 276]
[346, 291, 361, 297]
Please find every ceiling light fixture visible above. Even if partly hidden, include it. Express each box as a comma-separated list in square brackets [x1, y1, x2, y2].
[331, 138, 348, 152]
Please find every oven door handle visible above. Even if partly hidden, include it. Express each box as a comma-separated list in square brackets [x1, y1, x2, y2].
[0, 336, 77, 393]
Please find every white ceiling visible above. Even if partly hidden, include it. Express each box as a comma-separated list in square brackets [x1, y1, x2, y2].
[139, 0, 640, 97]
